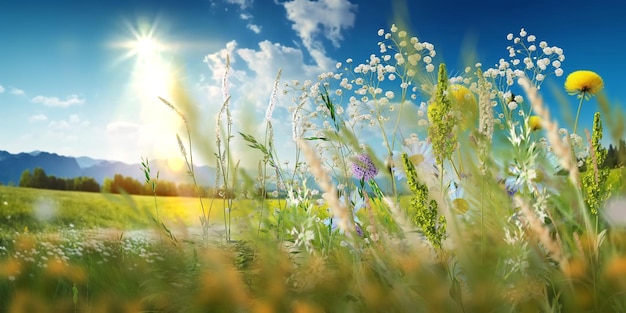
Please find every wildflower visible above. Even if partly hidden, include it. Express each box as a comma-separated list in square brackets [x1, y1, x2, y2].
[450, 84, 477, 130]
[565, 70, 603, 134]
[428, 63, 457, 166]
[393, 136, 437, 181]
[265, 69, 282, 121]
[528, 116, 542, 131]
[352, 153, 378, 181]
[448, 181, 469, 214]
[582, 112, 609, 215]
[564, 70, 604, 99]
[290, 225, 315, 253]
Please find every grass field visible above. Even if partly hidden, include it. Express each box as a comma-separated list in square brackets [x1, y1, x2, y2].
[0, 185, 285, 236]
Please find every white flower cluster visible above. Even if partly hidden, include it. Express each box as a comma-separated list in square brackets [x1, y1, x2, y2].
[486, 28, 565, 90]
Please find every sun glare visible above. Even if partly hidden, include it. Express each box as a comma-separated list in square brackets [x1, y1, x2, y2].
[111, 18, 186, 163]
[134, 36, 160, 56]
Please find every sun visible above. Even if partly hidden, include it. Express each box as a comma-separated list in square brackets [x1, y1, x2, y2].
[133, 36, 160, 57]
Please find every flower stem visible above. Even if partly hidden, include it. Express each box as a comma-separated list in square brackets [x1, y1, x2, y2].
[573, 96, 585, 135]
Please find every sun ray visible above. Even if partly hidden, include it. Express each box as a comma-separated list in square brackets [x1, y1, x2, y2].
[108, 17, 187, 164]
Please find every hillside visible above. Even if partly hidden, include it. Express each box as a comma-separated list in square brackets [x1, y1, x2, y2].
[0, 150, 216, 186]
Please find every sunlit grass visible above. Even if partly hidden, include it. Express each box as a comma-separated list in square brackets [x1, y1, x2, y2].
[0, 185, 281, 234]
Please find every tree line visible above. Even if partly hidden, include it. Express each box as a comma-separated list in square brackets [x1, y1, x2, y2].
[102, 174, 234, 198]
[16, 168, 229, 197]
[19, 168, 100, 192]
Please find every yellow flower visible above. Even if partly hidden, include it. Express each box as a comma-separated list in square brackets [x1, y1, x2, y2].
[450, 84, 477, 130]
[564, 70, 604, 98]
[528, 116, 542, 131]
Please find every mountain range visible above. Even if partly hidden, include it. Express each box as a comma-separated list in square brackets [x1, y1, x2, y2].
[0, 150, 216, 186]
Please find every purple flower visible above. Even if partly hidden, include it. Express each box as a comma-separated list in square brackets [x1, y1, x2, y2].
[352, 153, 378, 181]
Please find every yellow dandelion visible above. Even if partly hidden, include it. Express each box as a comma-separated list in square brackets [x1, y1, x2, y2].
[565, 70, 604, 135]
[565, 70, 604, 98]
[528, 116, 542, 131]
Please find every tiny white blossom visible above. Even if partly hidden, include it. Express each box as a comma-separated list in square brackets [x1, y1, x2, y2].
[555, 68, 564, 77]
[390, 24, 398, 32]
[377, 29, 384, 36]
[426, 64, 434, 72]
[527, 35, 536, 42]
[507, 33, 514, 40]
[520, 28, 527, 37]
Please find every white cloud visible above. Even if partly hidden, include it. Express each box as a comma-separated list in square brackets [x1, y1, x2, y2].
[48, 120, 71, 130]
[236, 40, 325, 78]
[69, 114, 90, 127]
[11, 88, 24, 95]
[29, 114, 48, 123]
[282, 0, 357, 48]
[32, 94, 85, 107]
[45, 114, 90, 131]
[240, 13, 252, 20]
[106, 121, 141, 134]
[69, 114, 80, 124]
[281, 0, 357, 70]
[247, 23, 262, 34]
[0, 85, 4, 93]
[225, 0, 253, 10]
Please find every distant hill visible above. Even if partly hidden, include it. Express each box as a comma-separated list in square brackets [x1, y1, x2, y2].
[0, 150, 216, 186]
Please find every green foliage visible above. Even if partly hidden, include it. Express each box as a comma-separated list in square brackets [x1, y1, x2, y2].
[402, 152, 446, 249]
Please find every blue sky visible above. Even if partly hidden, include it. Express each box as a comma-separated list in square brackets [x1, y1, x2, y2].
[1, 0, 624, 167]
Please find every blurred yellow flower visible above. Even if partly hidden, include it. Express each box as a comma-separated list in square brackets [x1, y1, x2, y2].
[564, 70, 604, 99]
[452, 198, 469, 214]
[450, 84, 477, 106]
[450, 84, 477, 130]
[528, 116, 542, 131]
